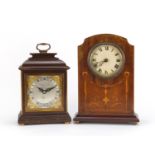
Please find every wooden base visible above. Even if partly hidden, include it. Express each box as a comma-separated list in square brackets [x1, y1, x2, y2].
[18, 112, 71, 125]
[73, 113, 139, 124]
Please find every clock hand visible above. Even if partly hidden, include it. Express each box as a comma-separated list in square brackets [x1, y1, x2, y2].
[37, 87, 43, 92]
[98, 58, 109, 66]
[37, 87, 47, 94]
[45, 85, 57, 93]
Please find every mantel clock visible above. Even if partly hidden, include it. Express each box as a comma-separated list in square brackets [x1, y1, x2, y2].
[18, 43, 71, 125]
[74, 34, 139, 123]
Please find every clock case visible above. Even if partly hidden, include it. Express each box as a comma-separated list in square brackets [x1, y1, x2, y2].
[18, 44, 71, 125]
[74, 34, 139, 124]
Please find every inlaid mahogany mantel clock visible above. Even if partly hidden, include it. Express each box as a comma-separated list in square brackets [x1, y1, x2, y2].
[18, 43, 71, 125]
[74, 34, 139, 123]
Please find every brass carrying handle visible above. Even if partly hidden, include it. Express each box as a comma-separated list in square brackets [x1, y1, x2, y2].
[36, 43, 51, 53]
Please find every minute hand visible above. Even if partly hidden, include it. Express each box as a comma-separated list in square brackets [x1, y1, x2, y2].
[45, 85, 57, 93]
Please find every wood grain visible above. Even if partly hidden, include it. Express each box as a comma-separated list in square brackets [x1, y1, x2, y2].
[18, 46, 71, 125]
[74, 34, 139, 123]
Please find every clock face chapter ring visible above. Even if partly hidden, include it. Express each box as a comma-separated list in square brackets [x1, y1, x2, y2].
[87, 43, 126, 79]
[25, 74, 65, 112]
[28, 76, 61, 109]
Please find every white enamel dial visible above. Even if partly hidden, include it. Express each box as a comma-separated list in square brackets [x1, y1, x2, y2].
[87, 43, 125, 79]
[28, 76, 60, 108]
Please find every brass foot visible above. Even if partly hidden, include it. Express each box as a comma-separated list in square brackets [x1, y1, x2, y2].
[65, 122, 70, 124]
[19, 123, 25, 126]
[74, 121, 79, 124]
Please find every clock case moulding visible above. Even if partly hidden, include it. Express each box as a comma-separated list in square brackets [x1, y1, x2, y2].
[18, 43, 71, 125]
[73, 34, 139, 124]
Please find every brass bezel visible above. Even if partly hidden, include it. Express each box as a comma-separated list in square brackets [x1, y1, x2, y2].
[87, 42, 125, 80]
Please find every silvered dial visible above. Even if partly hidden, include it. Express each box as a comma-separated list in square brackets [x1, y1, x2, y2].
[88, 43, 125, 78]
[28, 76, 60, 108]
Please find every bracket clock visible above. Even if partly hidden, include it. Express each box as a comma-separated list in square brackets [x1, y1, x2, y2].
[18, 43, 71, 125]
[74, 34, 139, 123]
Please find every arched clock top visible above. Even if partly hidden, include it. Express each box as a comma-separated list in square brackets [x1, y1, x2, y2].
[78, 34, 134, 54]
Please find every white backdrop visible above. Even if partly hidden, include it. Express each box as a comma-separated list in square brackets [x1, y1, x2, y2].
[0, 0, 154, 155]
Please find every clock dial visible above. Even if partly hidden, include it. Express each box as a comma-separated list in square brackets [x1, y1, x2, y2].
[28, 76, 60, 108]
[87, 43, 125, 79]
[26, 75, 64, 112]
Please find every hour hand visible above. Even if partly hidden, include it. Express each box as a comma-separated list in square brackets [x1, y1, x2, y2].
[37, 87, 45, 93]
[98, 58, 109, 66]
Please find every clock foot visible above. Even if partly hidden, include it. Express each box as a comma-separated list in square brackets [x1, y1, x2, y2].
[74, 121, 79, 124]
[18, 112, 71, 125]
[73, 113, 139, 124]
[65, 122, 70, 124]
[19, 123, 25, 126]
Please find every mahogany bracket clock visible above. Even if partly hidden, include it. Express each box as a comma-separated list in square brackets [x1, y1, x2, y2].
[18, 43, 71, 125]
[74, 34, 139, 123]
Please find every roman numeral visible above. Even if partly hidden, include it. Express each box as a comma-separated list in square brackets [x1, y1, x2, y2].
[93, 64, 97, 68]
[105, 70, 108, 75]
[98, 68, 102, 72]
[98, 47, 102, 51]
[116, 59, 120, 62]
[111, 69, 114, 72]
[115, 64, 119, 69]
[43, 77, 46, 80]
[111, 48, 114, 52]
[105, 46, 109, 50]
[115, 53, 119, 56]
[92, 58, 96, 62]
